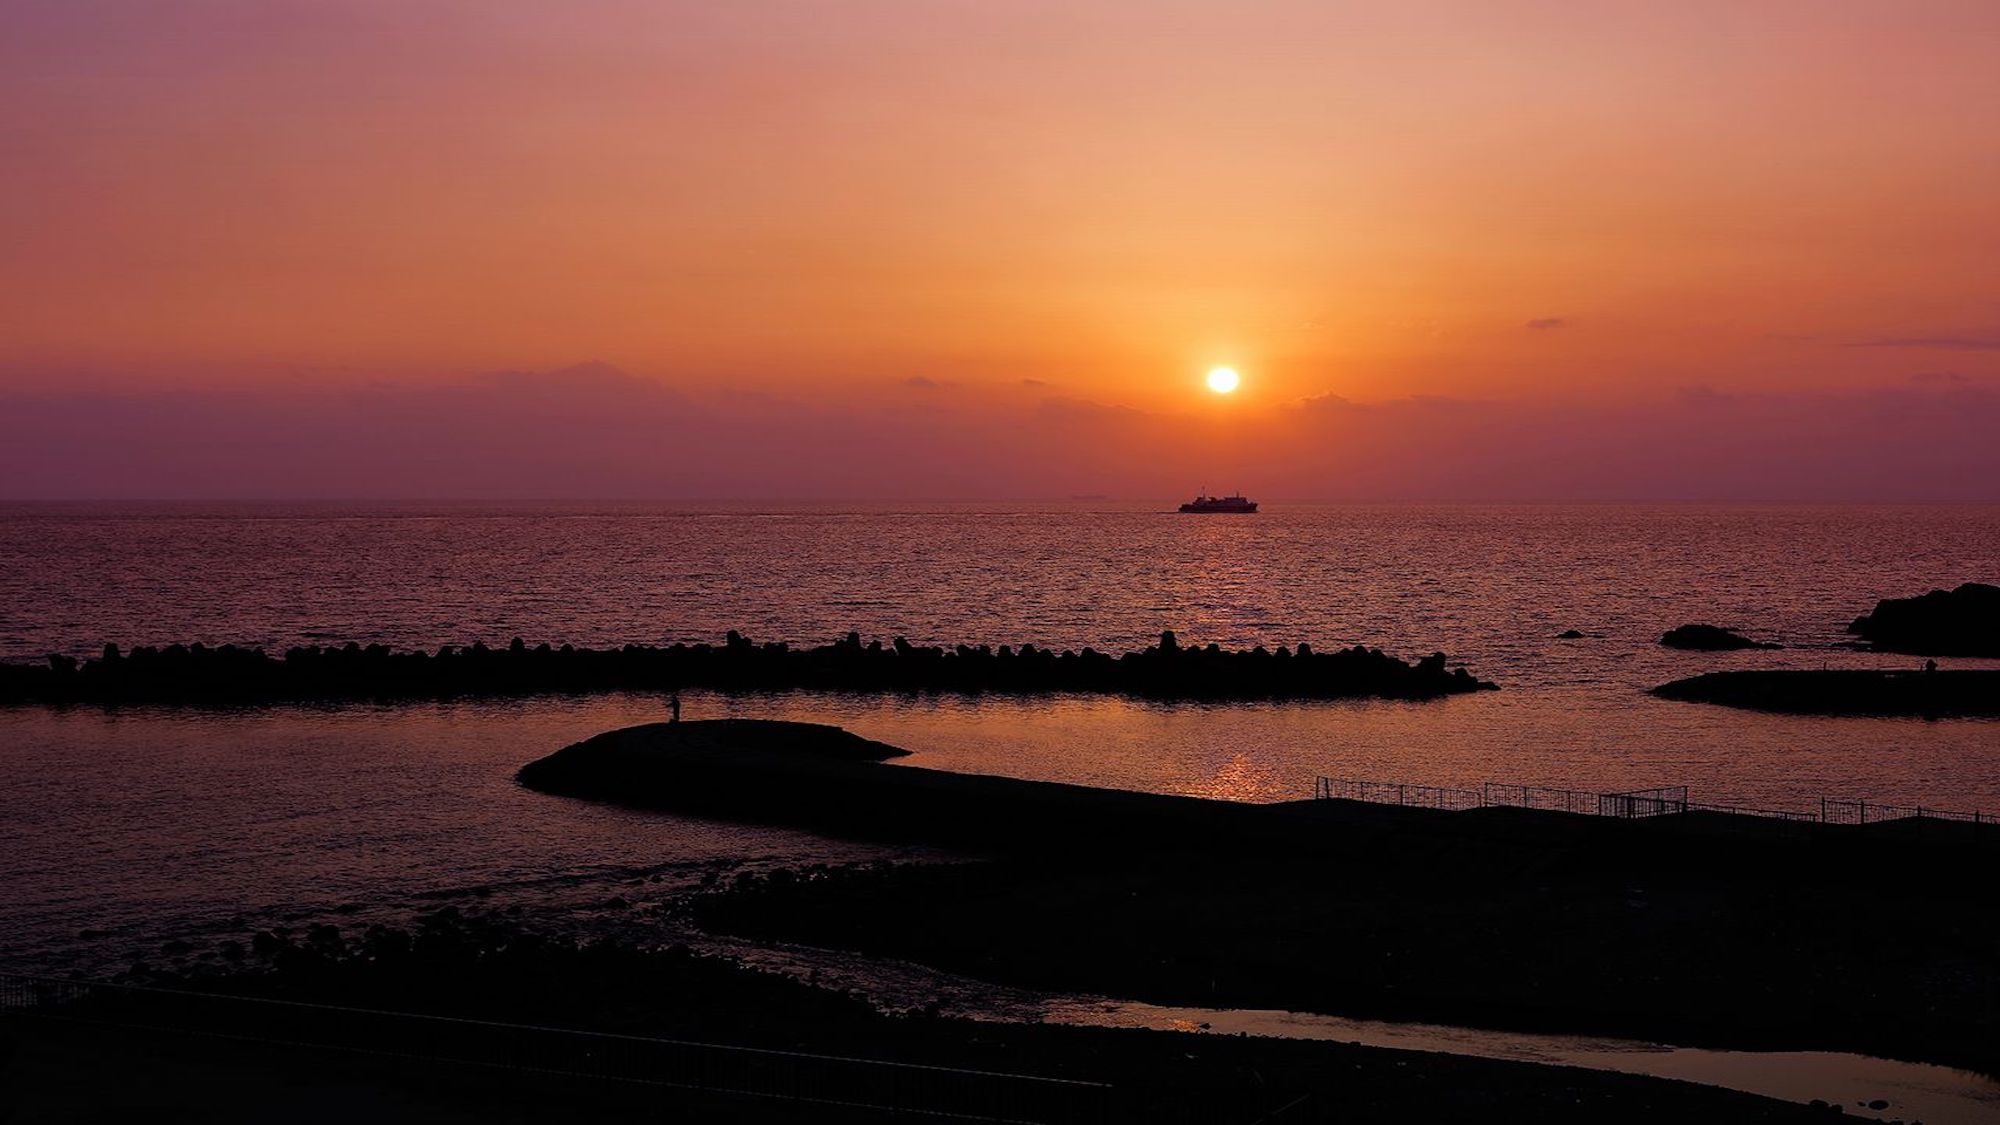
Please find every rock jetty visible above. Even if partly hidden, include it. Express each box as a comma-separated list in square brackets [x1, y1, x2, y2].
[0, 630, 1494, 706]
[1653, 669, 2000, 717]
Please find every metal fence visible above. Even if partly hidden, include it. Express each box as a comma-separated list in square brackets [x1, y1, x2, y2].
[0, 972, 1115, 1124]
[1686, 801, 1821, 823]
[1819, 798, 1988, 827]
[1599, 786, 1689, 818]
[1314, 778, 1687, 818]
[1314, 776, 1990, 830]
[1313, 777, 1482, 810]
[1479, 783, 1688, 818]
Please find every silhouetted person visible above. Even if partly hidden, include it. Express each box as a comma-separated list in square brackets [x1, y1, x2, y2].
[1924, 659, 1938, 674]
[670, 692, 682, 722]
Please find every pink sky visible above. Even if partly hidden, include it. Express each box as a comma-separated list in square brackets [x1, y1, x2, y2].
[2, 1, 1996, 498]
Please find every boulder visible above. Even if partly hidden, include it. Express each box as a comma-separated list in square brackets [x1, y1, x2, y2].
[1660, 624, 1780, 651]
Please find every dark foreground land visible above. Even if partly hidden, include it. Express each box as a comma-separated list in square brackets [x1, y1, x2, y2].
[523, 721, 2000, 1079]
[0, 630, 1491, 705]
[1, 911, 1856, 1124]
[1654, 668, 2000, 716]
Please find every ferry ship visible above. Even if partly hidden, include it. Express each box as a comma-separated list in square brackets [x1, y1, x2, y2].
[1178, 491, 1258, 513]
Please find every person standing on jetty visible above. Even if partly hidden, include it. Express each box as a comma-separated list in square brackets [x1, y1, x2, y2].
[669, 691, 682, 723]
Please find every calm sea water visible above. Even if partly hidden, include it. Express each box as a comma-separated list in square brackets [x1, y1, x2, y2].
[2, 501, 1997, 975]
[6, 501, 1995, 676]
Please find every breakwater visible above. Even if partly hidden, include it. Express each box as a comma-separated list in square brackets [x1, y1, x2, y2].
[1653, 669, 2000, 717]
[0, 630, 1492, 706]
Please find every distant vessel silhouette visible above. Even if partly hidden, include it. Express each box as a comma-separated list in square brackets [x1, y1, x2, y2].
[1179, 491, 1258, 514]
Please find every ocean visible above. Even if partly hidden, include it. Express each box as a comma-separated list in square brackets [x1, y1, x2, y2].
[2, 500, 1997, 972]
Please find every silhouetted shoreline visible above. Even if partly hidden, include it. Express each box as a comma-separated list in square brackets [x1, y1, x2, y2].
[0, 630, 1493, 706]
[1654, 669, 2000, 716]
[2, 910, 1847, 1124]
[523, 721, 2000, 1075]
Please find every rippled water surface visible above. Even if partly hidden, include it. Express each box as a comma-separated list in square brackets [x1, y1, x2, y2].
[1, 501, 1997, 974]
[5, 501, 1996, 681]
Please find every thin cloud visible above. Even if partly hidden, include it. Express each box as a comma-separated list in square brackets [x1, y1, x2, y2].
[1525, 317, 1567, 330]
[1850, 335, 2000, 351]
[4, 375, 1998, 502]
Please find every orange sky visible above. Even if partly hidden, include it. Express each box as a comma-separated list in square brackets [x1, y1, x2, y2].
[2, 1, 1998, 496]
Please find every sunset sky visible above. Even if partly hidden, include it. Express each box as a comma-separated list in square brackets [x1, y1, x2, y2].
[3, 0, 1997, 498]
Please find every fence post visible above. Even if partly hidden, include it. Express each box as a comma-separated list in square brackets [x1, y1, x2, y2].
[1820, 797, 1826, 824]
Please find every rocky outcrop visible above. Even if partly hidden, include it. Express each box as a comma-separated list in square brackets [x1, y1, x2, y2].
[1847, 582, 2000, 656]
[1659, 624, 1780, 651]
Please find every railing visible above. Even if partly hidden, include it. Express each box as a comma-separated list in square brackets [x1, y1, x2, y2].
[1314, 777, 1991, 831]
[1314, 778, 1686, 818]
[1313, 777, 1482, 810]
[1478, 783, 1688, 818]
[1819, 798, 1987, 827]
[1599, 786, 1689, 818]
[0, 972, 1115, 1124]
[1687, 801, 1821, 823]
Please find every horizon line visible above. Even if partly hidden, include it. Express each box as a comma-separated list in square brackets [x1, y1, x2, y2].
[4, 496, 1999, 507]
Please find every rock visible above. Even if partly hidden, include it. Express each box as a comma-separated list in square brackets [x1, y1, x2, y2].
[1660, 624, 1780, 651]
[1555, 629, 1588, 639]
[1848, 582, 2000, 656]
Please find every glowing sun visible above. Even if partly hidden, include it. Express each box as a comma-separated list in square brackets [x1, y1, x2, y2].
[1205, 366, 1240, 394]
